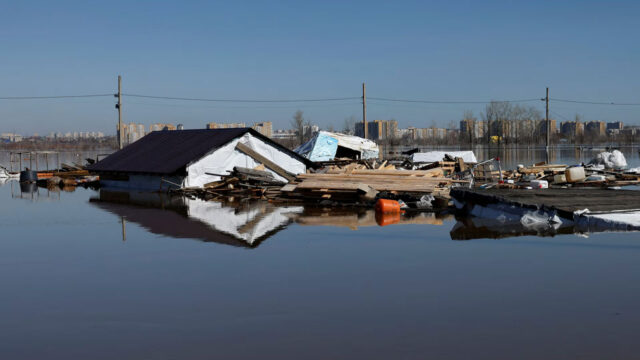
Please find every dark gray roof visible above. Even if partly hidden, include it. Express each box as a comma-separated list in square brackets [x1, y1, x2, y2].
[88, 128, 312, 174]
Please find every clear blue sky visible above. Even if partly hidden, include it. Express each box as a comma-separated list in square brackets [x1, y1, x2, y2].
[1, 0, 639, 135]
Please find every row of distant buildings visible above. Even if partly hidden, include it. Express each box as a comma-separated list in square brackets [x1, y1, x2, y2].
[205, 121, 273, 137]
[459, 119, 631, 141]
[354, 119, 455, 141]
[118, 121, 276, 146]
[1, 131, 105, 143]
[46, 131, 105, 140]
[558, 121, 627, 138]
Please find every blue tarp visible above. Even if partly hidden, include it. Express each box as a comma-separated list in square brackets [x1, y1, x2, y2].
[295, 132, 339, 162]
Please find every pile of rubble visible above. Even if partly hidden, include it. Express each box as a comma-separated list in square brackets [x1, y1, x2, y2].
[479, 150, 640, 190]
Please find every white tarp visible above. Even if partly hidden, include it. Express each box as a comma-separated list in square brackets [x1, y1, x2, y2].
[184, 133, 307, 188]
[589, 150, 627, 169]
[295, 131, 379, 161]
[411, 151, 477, 164]
[574, 209, 640, 232]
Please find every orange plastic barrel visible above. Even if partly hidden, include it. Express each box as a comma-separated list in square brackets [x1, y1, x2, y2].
[375, 199, 401, 214]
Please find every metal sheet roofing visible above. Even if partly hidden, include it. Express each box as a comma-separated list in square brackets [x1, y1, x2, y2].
[88, 128, 311, 174]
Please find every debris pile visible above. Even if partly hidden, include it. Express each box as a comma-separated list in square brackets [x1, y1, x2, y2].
[479, 153, 640, 190]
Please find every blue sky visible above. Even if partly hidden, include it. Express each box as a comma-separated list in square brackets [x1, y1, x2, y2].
[1, 0, 639, 134]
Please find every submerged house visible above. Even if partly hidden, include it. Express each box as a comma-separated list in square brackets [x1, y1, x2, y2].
[88, 128, 312, 190]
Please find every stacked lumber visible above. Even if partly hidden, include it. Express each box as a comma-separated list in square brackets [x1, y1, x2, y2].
[282, 166, 465, 203]
[175, 166, 287, 201]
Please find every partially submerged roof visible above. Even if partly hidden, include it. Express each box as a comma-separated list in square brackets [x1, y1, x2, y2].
[88, 128, 312, 174]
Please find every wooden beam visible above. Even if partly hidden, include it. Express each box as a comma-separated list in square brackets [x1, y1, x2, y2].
[235, 142, 296, 182]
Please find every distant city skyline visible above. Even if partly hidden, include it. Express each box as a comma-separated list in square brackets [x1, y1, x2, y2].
[1, 1, 639, 134]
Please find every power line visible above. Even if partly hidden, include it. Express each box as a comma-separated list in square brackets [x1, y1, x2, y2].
[0, 94, 113, 100]
[126, 100, 361, 109]
[123, 93, 361, 103]
[367, 97, 543, 104]
[553, 98, 640, 106]
[549, 110, 573, 122]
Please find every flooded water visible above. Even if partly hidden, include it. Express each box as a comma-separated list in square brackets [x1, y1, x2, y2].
[2, 150, 640, 359]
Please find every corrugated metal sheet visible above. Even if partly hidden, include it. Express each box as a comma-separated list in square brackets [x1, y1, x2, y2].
[88, 128, 311, 175]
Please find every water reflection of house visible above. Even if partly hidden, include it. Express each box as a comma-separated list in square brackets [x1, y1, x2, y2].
[90, 190, 303, 248]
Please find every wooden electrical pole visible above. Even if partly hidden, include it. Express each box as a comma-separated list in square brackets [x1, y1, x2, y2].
[545, 87, 550, 151]
[362, 82, 367, 139]
[116, 75, 123, 149]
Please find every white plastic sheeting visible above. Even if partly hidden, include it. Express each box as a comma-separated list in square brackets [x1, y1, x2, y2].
[295, 131, 379, 161]
[590, 150, 627, 169]
[186, 198, 304, 245]
[411, 151, 477, 164]
[574, 209, 640, 232]
[184, 133, 307, 188]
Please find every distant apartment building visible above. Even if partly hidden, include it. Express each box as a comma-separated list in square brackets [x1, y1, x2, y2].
[149, 123, 177, 132]
[606, 121, 624, 135]
[117, 123, 147, 145]
[47, 131, 105, 140]
[355, 119, 398, 140]
[0, 133, 23, 143]
[206, 122, 246, 130]
[607, 121, 624, 131]
[403, 127, 451, 141]
[560, 121, 584, 138]
[459, 119, 486, 141]
[252, 122, 273, 137]
[585, 121, 606, 137]
[535, 119, 557, 138]
[272, 129, 297, 141]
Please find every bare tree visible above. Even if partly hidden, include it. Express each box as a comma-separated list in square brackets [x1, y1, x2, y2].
[291, 110, 305, 145]
[343, 115, 358, 135]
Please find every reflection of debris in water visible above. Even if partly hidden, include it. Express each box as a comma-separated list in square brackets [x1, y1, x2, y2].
[293, 207, 453, 230]
[450, 188, 640, 240]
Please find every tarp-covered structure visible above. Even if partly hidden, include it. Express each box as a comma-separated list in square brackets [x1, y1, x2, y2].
[411, 151, 477, 164]
[295, 131, 379, 162]
[88, 128, 312, 190]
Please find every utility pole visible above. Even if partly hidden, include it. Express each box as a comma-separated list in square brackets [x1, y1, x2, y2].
[362, 82, 367, 139]
[116, 75, 123, 149]
[545, 87, 550, 151]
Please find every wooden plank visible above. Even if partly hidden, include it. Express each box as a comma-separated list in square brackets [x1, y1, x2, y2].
[295, 180, 437, 192]
[326, 168, 444, 177]
[296, 174, 467, 184]
[235, 142, 295, 182]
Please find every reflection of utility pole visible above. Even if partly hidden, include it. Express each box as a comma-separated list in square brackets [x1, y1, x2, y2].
[121, 217, 127, 242]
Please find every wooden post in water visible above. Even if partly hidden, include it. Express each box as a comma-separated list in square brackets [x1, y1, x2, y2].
[362, 82, 367, 140]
